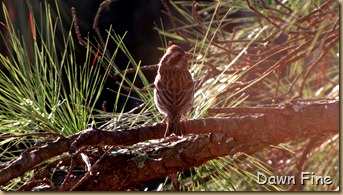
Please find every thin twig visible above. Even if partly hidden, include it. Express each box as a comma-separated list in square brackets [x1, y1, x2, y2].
[161, 0, 192, 45]
[70, 146, 113, 191]
[93, 0, 115, 58]
[71, 7, 87, 46]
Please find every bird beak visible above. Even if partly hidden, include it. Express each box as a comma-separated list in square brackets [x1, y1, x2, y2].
[183, 53, 193, 61]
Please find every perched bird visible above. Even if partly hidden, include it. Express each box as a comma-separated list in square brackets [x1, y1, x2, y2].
[154, 43, 195, 137]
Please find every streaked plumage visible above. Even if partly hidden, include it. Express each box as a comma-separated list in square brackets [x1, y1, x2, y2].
[154, 44, 195, 137]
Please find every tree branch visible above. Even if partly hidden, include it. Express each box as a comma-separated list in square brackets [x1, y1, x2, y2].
[0, 100, 338, 189]
[75, 100, 339, 190]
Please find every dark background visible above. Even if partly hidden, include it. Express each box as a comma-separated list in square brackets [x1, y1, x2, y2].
[0, 0, 170, 113]
[69, 0, 169, 112]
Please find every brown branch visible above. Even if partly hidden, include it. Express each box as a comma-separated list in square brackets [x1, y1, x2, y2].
[74, 100, 338, 190]
[277, 29, 338, 98]
[71, 6, 118, 80]
[297, 0, 337, 23]
[69, 147, 113, 191]
[93, 0, 115, 58]
[274, 0, 293, 13]
[288, 134, 333, 191]
[240, 27, 338, 98]
[192, 1, 206, 35]
[208, 105, 291, 115]
[120, 64, 159, 75]
[71, 7, 87, 47]
[59, 150, 78, 191]
[0, 100, 338, 188]
[246, 0, 280, 29]
[297, 35, 339, 97]
[0, 135, 78, 187]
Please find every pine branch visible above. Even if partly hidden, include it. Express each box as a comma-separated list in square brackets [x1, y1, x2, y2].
[0, 100, 338, 189]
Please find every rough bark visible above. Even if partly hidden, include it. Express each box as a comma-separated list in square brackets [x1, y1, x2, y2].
[0, 100, 338, 190]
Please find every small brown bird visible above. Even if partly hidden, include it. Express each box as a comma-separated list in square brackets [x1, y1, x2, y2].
[154, 43, 195, 137]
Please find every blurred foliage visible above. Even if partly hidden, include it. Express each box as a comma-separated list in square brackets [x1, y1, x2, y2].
[157, 0, 339, 191]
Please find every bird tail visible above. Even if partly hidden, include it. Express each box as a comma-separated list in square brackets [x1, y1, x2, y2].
[165, 118, 181, 137]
